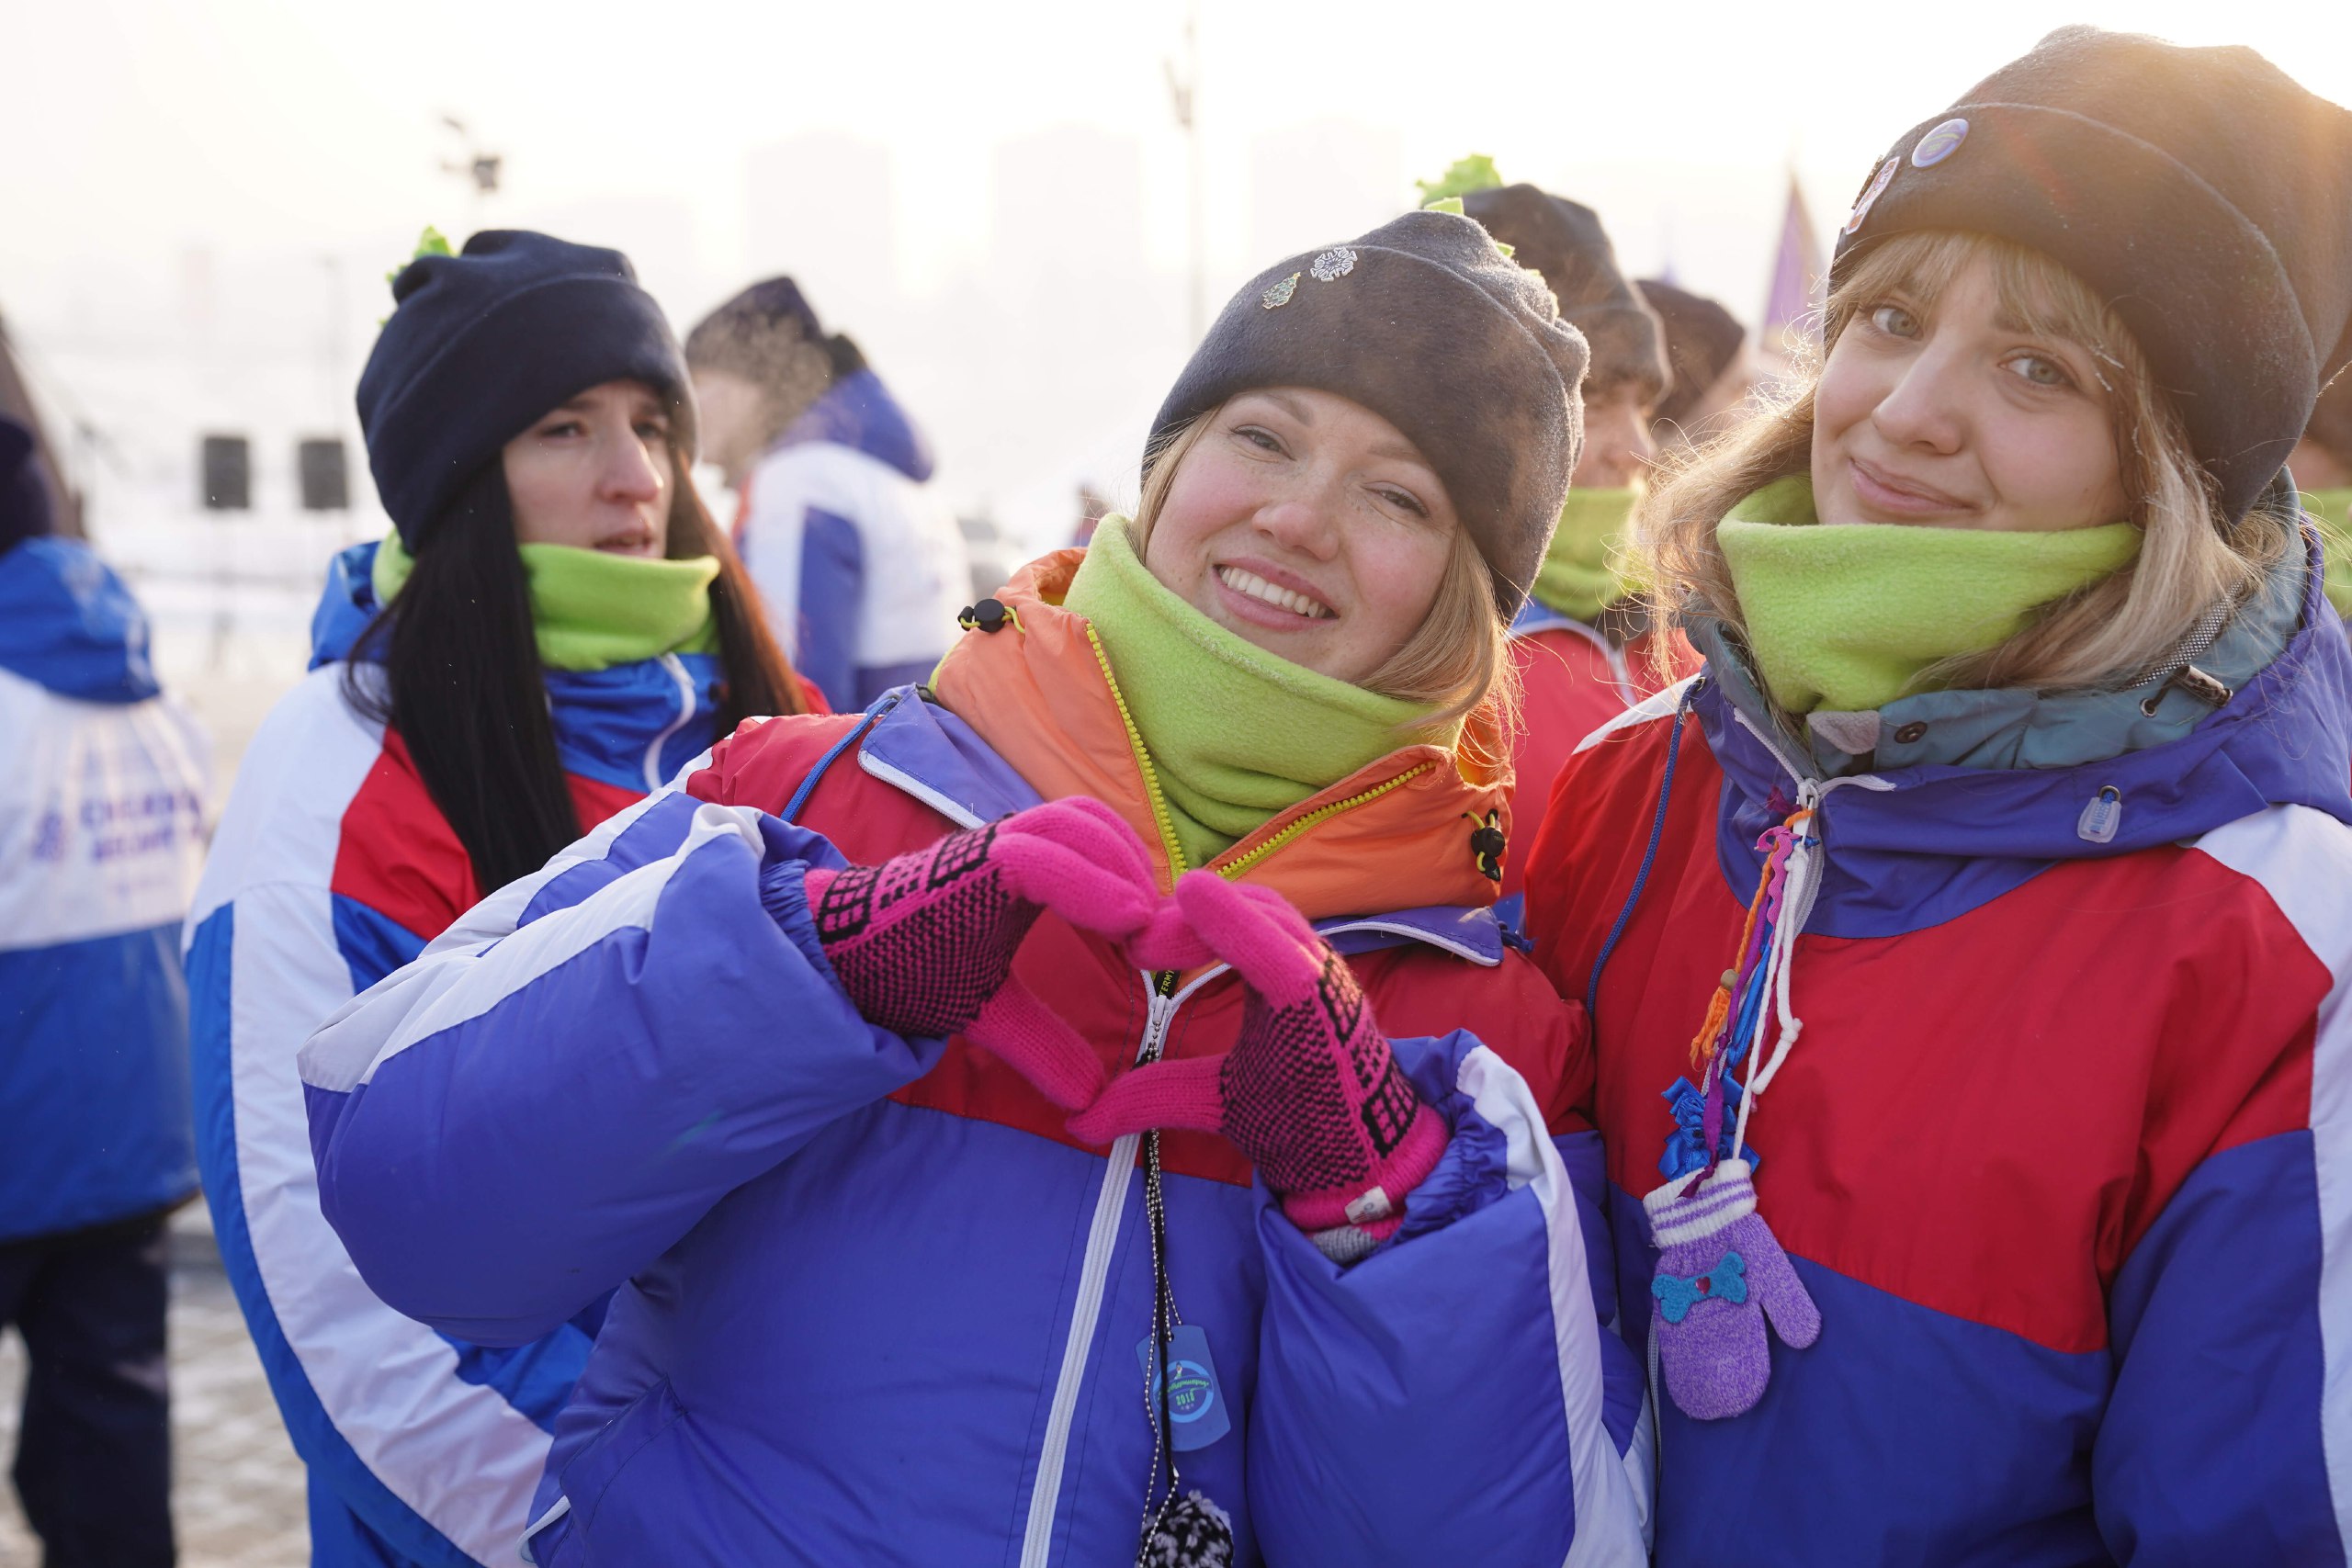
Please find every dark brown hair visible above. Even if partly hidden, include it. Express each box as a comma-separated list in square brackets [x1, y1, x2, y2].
[346, 443, 803, 894]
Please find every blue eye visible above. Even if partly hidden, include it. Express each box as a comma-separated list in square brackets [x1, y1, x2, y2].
[1868, 303, 1920, 338]
[2006, 354, 2072, 389]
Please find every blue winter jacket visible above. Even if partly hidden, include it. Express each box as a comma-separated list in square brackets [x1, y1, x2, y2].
[295, 558, 1654, 1566]
[0, 538, 207, 1242]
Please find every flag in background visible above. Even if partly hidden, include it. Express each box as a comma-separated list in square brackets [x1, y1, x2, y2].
[1760, 171, 1826, 362]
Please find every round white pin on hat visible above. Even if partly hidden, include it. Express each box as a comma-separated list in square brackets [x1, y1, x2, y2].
[1912, 118, 1971, 168]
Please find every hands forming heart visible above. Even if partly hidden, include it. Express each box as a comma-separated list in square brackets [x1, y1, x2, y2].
[806, 797, 1446, 1238]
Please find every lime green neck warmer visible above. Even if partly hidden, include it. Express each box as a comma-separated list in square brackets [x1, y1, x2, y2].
[1061, 517, 1459, 871]
[373, 533, 718, 672]
[1531, 488, 1638, 623]
[2301, 490, 2352, 616]
[1717, 476, 2142, 714]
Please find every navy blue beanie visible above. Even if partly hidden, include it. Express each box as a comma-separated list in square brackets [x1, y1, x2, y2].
[356, 231, 695, 549]
[0, 415, 54, 556]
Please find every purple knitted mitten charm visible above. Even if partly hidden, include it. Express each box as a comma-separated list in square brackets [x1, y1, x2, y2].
[1644, 1158, 1818, 1419]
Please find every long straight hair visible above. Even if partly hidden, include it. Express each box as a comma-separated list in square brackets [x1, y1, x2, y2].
[346, 445, 802, 894]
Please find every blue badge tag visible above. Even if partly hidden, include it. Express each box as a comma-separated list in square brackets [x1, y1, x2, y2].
[1136, 1324, 1230, 1450]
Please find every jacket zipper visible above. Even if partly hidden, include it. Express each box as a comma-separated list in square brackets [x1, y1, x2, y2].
[1082, 624, 1190, 876]
[643, 653, 699, 793]
[1215, 765, 1431, 880]
[1018, 965, 1220, 1568]
[1010, 615, 1429, 1559]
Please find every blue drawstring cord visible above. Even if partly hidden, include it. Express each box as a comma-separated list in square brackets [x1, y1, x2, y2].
[780, 688, 907, 825]
[1585, 682, 1698, 1019]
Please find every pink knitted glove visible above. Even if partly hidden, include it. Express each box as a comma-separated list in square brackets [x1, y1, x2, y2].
[1071, 871, 1447, 1237]
[803, 797, 1157, 1110]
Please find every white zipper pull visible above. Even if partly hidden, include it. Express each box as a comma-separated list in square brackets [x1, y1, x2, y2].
[2077, 785, 2122, 845]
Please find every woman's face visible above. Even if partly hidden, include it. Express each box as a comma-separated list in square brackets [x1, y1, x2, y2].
[1812, 255, 2130, 532]
[1144, 388, 1461, 686]
[689, 368, 765, 488]
[503, 379, 675, 558]
[1573, 384, 1657, 491]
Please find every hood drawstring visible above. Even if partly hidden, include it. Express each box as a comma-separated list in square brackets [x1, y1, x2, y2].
[957, 597, 1022, 635]
[1586, 681, 1699, 1017]
[1464, 809, 1507, 883]
[1722, 807, 1820, 1164]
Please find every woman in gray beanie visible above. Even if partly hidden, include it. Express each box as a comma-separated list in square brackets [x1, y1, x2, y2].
[300, 209, 1656, 1566]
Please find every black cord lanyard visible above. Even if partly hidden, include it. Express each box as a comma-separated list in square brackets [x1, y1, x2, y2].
[1134, 969, 1182, 1561]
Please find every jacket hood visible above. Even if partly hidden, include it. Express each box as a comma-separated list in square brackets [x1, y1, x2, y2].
[1688, 520, 2352, 939]
[310, 541, 380, 669]
[927, 549, 1512, 920]
[774, 367, 934, 483]
[0, 538, 161, 704]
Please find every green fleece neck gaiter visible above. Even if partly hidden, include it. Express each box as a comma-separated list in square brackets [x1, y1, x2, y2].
[2301, 490, 2352, 617]
[1717, 476, 2142, 714]
[1061, 517, 1459, 870]
[1530, 488, 1638, 623]
[374, 533, 718, 672]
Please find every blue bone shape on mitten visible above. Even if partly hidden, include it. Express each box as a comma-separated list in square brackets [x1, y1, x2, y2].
[1652, 1250, 1747, 1324]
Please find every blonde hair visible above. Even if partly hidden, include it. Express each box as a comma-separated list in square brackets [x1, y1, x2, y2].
[1637, 230, 2293, 698]
[1133, 403, 1519, 734]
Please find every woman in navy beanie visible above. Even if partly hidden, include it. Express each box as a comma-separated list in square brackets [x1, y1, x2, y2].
[187, 230, 803, 1567]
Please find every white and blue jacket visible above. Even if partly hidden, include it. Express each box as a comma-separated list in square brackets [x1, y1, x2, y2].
[0, 538, 208, 1244]
[183, 544, 726, 1566]
[735, 369, 969, 710]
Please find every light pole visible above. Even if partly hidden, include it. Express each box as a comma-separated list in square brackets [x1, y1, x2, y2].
[440, 114, 503, 234]
[1165, 4, 1204, 344]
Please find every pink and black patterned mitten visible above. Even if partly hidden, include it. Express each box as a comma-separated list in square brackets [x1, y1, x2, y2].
[1070, 871, 1446, 1239]
[803, 796, 1159, 1110]
[1644, 1158, 1820, 1420]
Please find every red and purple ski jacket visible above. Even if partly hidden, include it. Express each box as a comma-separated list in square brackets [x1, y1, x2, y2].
[298, 550, 1651, 1567]
[1526, 523, 2352, 1566]
[1504, 599, 1695, 908]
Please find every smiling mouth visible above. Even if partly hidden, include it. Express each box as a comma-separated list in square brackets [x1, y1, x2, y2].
[1216, 564, 1334, 620]
[1849, 457, 1970, 513]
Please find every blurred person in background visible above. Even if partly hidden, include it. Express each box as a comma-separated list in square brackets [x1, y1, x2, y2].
[0, 414, 208, 1567]
[183, 231, 802, 1568]
[1529, 28, 2352, 1562]
[687, 276, 967, 712]
[298, 210, 1648, 1566]
[2290, 367, 2351, 620]
[1639, 277, 1757, 456]
[1443, 174, 1699, 908]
